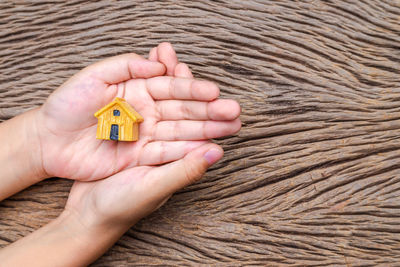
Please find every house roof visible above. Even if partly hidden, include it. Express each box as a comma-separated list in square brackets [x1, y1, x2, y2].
[94, 97, 144, 123]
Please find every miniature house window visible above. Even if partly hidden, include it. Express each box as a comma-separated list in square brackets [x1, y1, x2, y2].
[113, 110, 120, 116]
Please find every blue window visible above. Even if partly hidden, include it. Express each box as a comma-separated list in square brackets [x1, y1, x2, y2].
[113, 110, 120, 116]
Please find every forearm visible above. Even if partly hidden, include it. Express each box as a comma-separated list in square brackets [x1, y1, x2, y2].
[0, 210, 127, 267]
[0, 108, 47, 200]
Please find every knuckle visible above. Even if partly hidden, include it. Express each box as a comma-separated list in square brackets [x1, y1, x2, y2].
[159, 141, 167, 163]
[180, 102, 192, 120]
[173, 121, 179, 141]
[168, 77, 175, 99]
[183, 160, 205, 185]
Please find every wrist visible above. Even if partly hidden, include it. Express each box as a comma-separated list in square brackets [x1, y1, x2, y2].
[61, 206, 132, 240]
[0, 208, 128, 267]
[0, 108, 49, 200]
[59, 208, 125, 238]
[22, 107, 50, 181]
[58, 208, 128, 263]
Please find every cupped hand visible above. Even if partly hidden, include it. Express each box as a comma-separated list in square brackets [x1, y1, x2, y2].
[63, 43, 240, 237]
[35, 43, 241, 181]
[65, 142, 223, 232]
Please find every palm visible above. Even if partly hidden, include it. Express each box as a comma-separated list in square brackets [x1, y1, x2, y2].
[38, 77, 156, 180]
[37, 52, 240, 181]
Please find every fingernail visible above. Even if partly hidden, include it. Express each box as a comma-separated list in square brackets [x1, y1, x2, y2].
[203, 148, 223, 165]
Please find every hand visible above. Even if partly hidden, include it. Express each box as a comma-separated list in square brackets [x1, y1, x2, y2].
[60, 44, 240, 264]
[0, 44, 241, 267]
[66, 43, 239, 230]
[65, 142, 223, 232]
[34, 43, 241, 181]
[0, 142, 226, 267]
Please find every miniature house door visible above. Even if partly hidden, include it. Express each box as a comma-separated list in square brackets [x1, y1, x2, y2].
[110, 124, 119, 140]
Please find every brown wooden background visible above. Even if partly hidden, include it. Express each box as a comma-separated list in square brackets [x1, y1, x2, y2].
[1, 0, 400, 266]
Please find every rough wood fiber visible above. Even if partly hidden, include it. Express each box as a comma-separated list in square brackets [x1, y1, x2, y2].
[1, 0, 400, 266]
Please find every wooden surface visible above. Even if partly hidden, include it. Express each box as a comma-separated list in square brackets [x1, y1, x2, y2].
[1, 0, 400, 265]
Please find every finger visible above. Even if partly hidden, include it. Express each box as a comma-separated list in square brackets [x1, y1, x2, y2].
[138, 140, 209, 166]
[146, 143, 223, 198]
[82, 53, 166, 84]
[157, 42, 179, 76]
[174, 62, 194, 78]
[156, 99, 241, 121]
[152, 118, 241, 141]
[146, 76, 219, 101]
[148, 47, 158, 61]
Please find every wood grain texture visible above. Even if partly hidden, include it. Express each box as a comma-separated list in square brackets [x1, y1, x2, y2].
[1, 0, 400, 265]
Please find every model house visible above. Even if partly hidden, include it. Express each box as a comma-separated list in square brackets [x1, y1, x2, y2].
[94, 97, 143, 141]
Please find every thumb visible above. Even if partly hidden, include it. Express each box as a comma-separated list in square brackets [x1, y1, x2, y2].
[147, 143, 224, 198]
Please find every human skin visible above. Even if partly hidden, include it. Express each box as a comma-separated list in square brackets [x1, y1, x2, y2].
[0, 42, 241, 199]
[0, 43, 241, 266]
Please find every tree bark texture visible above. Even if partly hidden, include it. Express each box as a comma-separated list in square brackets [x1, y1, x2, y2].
[1, 0, 400, 266]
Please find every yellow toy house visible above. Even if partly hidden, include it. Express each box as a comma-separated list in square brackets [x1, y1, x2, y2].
[94, 97, 144, 141]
